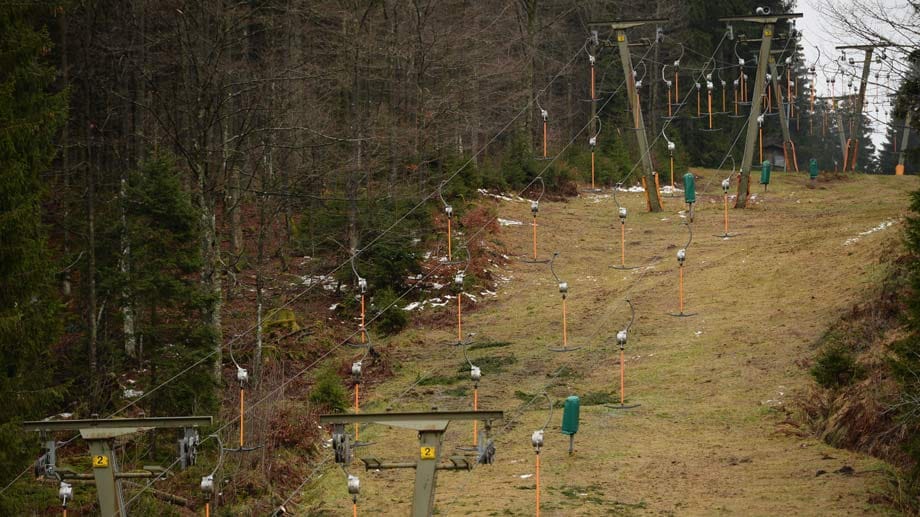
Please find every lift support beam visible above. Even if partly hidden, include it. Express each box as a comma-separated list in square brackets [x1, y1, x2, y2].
[320, 411, 502, 517]
[24, 416, 212, 517]
[718, 13, 802, 207]
[589, 19, 668, 212]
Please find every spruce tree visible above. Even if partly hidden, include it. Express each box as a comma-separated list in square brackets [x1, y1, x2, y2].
[125, 157, 218, 416]
[0, 4, 67, 489]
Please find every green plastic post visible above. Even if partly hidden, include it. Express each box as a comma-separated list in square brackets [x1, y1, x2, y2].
[760, 160, 772, 185]
[809, 158, 819, 179]
[683, 172, 696, 204]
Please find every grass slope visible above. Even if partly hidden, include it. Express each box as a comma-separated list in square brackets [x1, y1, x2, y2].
[306, 171, 918, 516]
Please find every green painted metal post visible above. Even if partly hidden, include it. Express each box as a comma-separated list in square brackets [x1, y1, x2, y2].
[809, 158, 819, 179]
[760, 160, 772, 191]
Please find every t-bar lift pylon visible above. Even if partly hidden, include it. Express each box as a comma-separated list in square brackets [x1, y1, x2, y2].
[718, 11, 802, 207]
[24, 416, 213, 517]
[835, 43, 900, 171]
[320, 411, 503, 517]
[589, 18, 667, 212]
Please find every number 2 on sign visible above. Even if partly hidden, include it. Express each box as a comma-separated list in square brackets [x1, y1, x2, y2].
[420, 447, 436, 460]
[93, 455, 109, 468]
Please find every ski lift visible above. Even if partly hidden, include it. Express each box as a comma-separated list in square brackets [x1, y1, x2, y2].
[225, 338, 262, 453]
[59, 481, 72, 515]
[672, 44, 685, 107]
[522, 177, 550, 264]
[537, 101, 551, 160]
[438, 181, 462, 264]
[347, 254, 369, 347]
[347, 473, 360, 513]
[611, 185, 639, 270]
[668, 223, 696, 317]
[548, 253, 581, 352]
[715, 156, 739, 239]
[663, 130, 677, 192]
[606, 299, 640, 410]
[201, 434, 225, 516]
[350, 333, 376, 447]
[699, 80, 722, 132]
[531, 392, 553, 517]
[584, 118, 603, 192]
[692, 82, 705, 119]
[662, 65, 677, 120]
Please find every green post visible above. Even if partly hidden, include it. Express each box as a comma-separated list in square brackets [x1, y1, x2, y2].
[809, 158, 819, 179]
[561, 396, 580, 455]
[760, 160, 772, 191]
[682, 172, 696, 204]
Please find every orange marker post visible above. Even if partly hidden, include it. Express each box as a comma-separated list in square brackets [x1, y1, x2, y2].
[472, 387, 479, 446]
[543, 120, 548, 159]
[591, 151, 596, 189]
[532, 215, 538, 260]
[354, 383, 360, 441]
[239, 387, 245, 448]
[535, 453, 541, 517]
[723, 192, 729, 236]
[360, 294, 366, 343]
[447, 217, 453, 261]
[619, 349, 626, 405]
[205, 502, 210, 517]
[457, 295, 462, 343]
[562, 298, 568, 349]
[708, 91, 714, 129]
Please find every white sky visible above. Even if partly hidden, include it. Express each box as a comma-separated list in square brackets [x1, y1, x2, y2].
[798, 0, 909, 149]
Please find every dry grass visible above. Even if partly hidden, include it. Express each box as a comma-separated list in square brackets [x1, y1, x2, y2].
[303, 172, 919, 516]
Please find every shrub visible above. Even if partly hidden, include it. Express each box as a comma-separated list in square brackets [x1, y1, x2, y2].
[371, 287, 409, 336]
[308, 367, 348, 411]
[811, 346, 863, 389]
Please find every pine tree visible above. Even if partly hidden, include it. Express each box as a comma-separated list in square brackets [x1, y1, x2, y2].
[0, 4, 67, 490]
[125, 157, 217, 416]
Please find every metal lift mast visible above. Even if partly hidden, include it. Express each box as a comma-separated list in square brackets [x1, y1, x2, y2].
[718, 12, 802, 207]
[588, 19, 667, 212]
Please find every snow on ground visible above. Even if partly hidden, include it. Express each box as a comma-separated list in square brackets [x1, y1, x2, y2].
[477, 189, 526, 202]
[616, 184, 646, 193]
[661, 185, 683, 194]
[498, 218, 523, 226]
[844, 219, 898, 246]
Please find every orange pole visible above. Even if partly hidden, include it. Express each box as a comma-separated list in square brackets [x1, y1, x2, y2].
[590, 65, 595, 100]
[240, 387, 245, 448]
[675, 71, 679, 101]
[353, 503, 357, 517]
[532, 215, 537, 260]
[759, 127, 763, 162]
[355, 383, 360, 441]
[535, 453, 541, 517]
[635, 93, 640, 129]
[670, 156, 675, 188]
[457, 294, 462, 342]
[63, 510, 67, 517]
[543, 120, 548, 159]
[360, 294, 366, 343]
[472, 387, 479, 446]
[562, 297, 568, 348]
[843, 139, 851, 171]
[591, 151, 595, 189]
[734, 86, 739, 115]
[851, 139, 859, 171]
[619, 349, 626, 405]
[668, 88, 673, 117]
[447, 218, 452, 261]
[722, 88, 726, 113]
[708, 91, 713, 129]
[205, 502, 210, 517]
[723, 193, 728, 235]
[678, 265, 684, 314]
[620, 222, 626, 266]
[696, 90, 701, 117]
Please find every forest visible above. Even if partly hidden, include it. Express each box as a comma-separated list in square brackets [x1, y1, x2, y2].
[3, 0, 920, 514]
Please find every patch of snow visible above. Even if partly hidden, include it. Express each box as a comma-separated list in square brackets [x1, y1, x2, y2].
[477, 188, 525, 202]
[481, 290, 497, 297]
[694, 330, 702, 337]
[661, 185, 683, 194]
[498, 218, 524, 226]
[123, 389, 144, 398]
[519, 474, 533, 479]
[616, 184, 646, 193]
[432, 282, 445, 290]
[402, 302, 422, 311]
[844, 219, 897, 246]
[329, 303, 339, 311]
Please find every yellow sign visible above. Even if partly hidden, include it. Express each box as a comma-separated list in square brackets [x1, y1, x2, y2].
[420, 447, 436, 460]
[764, 29, 773, 37]
[616, 33, 625, 42]
[93, 455, 109, 468]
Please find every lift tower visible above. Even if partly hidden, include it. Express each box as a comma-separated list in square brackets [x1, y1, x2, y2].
[588, 19, 666, 212]
[24, 416, 212, 516]
[719, 11, 802, 207]
[320, 410, 503, 517]
[835, 43, 898, 171]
